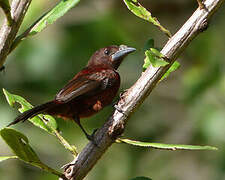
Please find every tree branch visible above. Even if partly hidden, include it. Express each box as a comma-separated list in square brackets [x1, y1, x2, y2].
[0, 0, 32, 69]
[62, 0, 224, 179]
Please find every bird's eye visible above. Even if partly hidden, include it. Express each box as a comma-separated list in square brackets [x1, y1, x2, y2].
[104, 49, 110, 55]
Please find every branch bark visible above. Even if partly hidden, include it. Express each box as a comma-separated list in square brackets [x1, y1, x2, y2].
[62, 0, 224, 179]
[0, 0, 32, 69]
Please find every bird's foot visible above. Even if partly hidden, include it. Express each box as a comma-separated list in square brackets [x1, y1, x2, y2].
[85, 129, 98, 146]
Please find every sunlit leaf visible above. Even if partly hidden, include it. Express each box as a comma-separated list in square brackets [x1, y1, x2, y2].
[123, 0, 171, 37]
[161, 61, 180, 80]
[3, 89, 57, 134]
[10, 0, 80, 51]
[3, 89, 78, 156]
[0, 156, 17, 162]
[117, 138, 218, 151]
[143, 48, 169, 70]
[28, 0, 80, 35]
[0, 128, 62, 176]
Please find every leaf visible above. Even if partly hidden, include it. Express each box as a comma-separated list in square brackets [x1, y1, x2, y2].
[3, 89, 57, 135]
[143, 38, 154, 51]
[0, 128, 62, 176]
[10, 0, 80, 52]
[123, 0, 171, 37]
[161, 61, 180, 80]
[130, 177, 152, 180]
[0, 128, 41, 163]
[117, 138, 218, 151]
[3, 89, 78, 156]
[29, 0, 80, 35]
[0, 156, 17, 162]
[143, 48, 169, 70]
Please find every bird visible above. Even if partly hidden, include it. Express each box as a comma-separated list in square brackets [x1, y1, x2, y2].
[7, 45, 136, 141]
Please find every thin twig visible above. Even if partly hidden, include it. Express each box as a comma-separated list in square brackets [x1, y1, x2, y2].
[0, 0, 32, 69]
[61, 0, 224, 179]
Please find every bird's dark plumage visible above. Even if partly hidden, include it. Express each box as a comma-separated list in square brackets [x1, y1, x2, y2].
[8, 45, 136, 140]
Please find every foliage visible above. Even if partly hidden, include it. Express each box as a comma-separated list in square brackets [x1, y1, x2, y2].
[10, 0, 80, 52]
[142, 38, 180, 80]
[3, 89, 57, 134]
[117, 138, 217, 151]
[3, 89, 77, 156]
[0, 1, 224, 180]
[0, 128, 62, 177]
[123, 0, 171, 37]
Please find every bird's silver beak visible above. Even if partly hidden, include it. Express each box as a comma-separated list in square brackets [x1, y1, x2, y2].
[111, 45, 136, 61]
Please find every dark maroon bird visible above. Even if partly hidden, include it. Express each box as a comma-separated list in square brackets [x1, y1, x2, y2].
[8, 45, 135, 140]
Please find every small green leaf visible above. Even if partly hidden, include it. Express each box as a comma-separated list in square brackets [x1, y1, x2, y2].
[150, 48, 164, 58]
[29, 0, 80, 35]
[130, 177, 152, 180]
[143, 48, 169, 70]
[3, 89, 57, 134]
[161, 61, 180, 80]
[117, 138, 218, 151]
[0, 128, 63, 176]
[123, 0, 171, 37]
[0, 156, 17, 162]
[10, 0, 80, 52]
[143, 38, 154, 51]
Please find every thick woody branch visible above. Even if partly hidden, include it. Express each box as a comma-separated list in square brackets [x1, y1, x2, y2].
[0, 0, 32, 69]
[62, 0, 224, 179]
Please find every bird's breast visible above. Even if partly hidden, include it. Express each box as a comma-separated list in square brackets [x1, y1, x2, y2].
[78, 78, 120, 118]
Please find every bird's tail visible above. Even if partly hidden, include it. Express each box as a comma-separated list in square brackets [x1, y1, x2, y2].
[7, 101, 56, 127]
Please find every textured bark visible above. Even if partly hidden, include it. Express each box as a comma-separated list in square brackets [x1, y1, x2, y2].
[58, 0, 224, 179]
[0, 0, 32, 68]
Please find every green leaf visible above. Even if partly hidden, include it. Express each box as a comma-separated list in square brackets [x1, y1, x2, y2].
[143, 38, 154, 51]
[130, 177, 152, 180]
[161, 61, 180, 80]
[123, 0, 171, 37]
[29, 0, 80, 35]
[0, 128, 63, 177]
[0, 128, 41, 163]
[3, 89, 78, 156]
[10, 0, 80, 52]
[117, 138, 218, 151]
[0, 156, 17, 162]
[3, 89, 57, 135]
[143, 48, 169, 70]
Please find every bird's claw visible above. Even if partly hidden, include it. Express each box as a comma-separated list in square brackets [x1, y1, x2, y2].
[86, 130, 99, 146]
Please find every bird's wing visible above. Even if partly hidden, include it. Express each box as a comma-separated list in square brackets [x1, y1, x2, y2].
[55, 73, 107, 103]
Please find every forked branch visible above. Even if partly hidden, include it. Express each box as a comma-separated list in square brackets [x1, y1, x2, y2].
[0, 0, 32, 69]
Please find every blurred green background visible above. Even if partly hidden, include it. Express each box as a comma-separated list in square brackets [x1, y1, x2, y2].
[0, 0, 225, 179]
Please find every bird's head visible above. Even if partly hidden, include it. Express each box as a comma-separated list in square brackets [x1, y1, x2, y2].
[87, 45, 136, 69]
